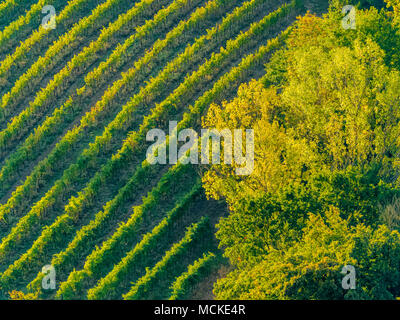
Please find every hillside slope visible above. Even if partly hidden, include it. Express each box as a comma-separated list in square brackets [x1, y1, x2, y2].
[0, 0, 328, 299]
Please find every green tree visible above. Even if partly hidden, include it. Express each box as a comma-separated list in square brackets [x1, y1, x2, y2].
[214, 208, 400, 300]
[204, 4, 400, 299]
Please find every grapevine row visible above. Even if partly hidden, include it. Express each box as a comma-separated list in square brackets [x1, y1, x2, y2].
[0, 0, 186, 155]
[0, 0, 248, 233]
[0, 0, 38, 30]
[0, 0, 103, 89]
[58, 173, 202, 299]
[0, 0, 225, 198]
[51, 27, 293, 299]
[0, 0, 68, 57]
[0, 0, 272, 250]
[87, 185, 207, 300]
[122, 216, 210, 300]
[0, 0, 297, 277]
[169, 252, 218, 300]
[0, 0, 159, 120]
[3, 152, 196, 291]
[25, 163, 161, 296]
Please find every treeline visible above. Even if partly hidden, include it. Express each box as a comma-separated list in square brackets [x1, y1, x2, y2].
[202, 1, 400, 300]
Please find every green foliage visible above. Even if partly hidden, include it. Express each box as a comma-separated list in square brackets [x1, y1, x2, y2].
[0, 0, 172, 151]
[57, 169, 200, 300]
[53, 18, 294, 299]
[215, 167, 400, 269]
[214, 208, 400, 300]
[0, 0, 267, 259]
[0, 0, 336, 302]
[204, 3, 400, 300]
[123, 216, 210, 300]
[169, 252, 219, 300]
[0, 0, 231, 203]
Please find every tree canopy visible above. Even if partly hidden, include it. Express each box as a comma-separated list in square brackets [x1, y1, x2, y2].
[203, 1, 400, 299]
